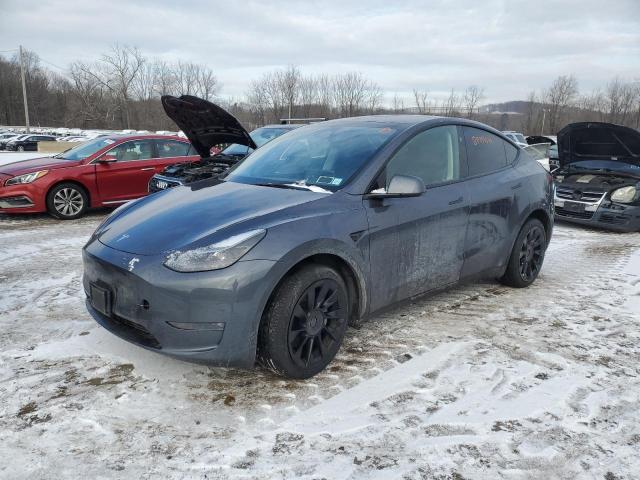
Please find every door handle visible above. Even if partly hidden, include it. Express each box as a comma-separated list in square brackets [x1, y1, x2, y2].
[140, 167, 155, 171]
[448, 196, 464, 205]
[511, 182, 522, 190]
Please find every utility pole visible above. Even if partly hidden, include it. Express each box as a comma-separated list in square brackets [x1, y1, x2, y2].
[19, 45, 30, 133]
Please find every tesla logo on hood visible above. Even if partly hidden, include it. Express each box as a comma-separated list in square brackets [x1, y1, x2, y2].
[116, 233, 130, 242]
[128, 258, 140, 272]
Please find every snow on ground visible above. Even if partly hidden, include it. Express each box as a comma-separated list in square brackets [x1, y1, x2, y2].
[0, 213, 639, 479]
[0, 151, 54, 167]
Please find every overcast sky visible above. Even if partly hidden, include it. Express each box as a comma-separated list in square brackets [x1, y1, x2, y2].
[1, 0, 639, 104]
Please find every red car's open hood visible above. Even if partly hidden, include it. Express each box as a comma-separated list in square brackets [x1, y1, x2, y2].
[0, 156, 82, 176]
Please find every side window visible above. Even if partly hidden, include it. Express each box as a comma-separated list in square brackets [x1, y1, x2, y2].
[156, 139, 191, 158]
[504, 142, 519, 164]
[382, 126, 462, 189]
[106, 140, 154, 162]
[187, 144, 198, 156]
[463, 127, 508, 176]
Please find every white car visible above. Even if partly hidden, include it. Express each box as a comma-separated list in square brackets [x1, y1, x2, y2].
[502, 131, 528, 147]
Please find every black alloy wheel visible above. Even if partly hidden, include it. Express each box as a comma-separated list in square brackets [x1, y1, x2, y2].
[288, 279, 345, 369]
[500, 218, 547, 288]
[258, 264, 350, 378]
[518, 225, 545, 282]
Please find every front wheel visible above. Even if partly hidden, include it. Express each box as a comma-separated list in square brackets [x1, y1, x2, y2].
[46, 183, 88, 220]
[258, 264, 350, 379]
[17, 146, 24, 152]
[499, 218, 547, 288]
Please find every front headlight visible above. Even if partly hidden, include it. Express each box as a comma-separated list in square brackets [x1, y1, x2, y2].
[164, 229, 266, 272]
[610, 186, 638, 203]
[5, 170, 49, 186]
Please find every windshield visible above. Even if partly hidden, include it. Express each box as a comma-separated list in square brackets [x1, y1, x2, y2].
[54, 137, 119, 161]
[513, 134, 526, 144]
[226, 123, 399, 191]
[221, 127, 294, 156]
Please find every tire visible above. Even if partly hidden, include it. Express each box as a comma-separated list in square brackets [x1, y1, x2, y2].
[17, 146, 24, 152]
[46, 183, 88, 220]
[499, 218, 547, 288]
[258, 264, 350, 379]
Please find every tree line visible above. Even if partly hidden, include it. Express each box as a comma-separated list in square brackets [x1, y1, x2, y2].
[1, 45, 638, 135]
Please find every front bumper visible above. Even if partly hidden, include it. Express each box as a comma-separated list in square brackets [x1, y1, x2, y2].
[148, 174, 183, 193]
[0, 180, 47, 213]
[554, 197, 640, 232]
[82, 239, 277, 367]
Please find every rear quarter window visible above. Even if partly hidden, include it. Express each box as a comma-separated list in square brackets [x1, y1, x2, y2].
[463, 127, 508, 175]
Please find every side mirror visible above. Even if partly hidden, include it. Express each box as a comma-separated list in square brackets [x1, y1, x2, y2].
[366, 175, 425, 199]
[98, 154, 117, 163]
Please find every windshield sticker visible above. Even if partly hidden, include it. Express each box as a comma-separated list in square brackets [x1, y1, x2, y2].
[104, 139, 115, 145]
[316, 176, 336, 184]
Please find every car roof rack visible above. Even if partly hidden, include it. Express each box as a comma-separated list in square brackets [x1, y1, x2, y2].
[279, 118, 326, 125]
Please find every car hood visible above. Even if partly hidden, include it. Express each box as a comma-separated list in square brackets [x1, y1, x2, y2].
[558, 122, 640, 170]
[0, 156, 82, 175]
[97, 180, 329, 255]
[161, 95, 257, 158]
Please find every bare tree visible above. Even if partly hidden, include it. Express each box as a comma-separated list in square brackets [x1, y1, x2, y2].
[277, 65, 301, 119]
[543, 75, 579, 133]
[463, 85, 484, 118]
[413, 89, 429, 113]
[333, 72, 380, 117]
[443, 88, 462, 116]
[299, 75, 318, 118]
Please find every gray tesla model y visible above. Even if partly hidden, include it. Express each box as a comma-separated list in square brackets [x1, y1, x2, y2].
[84, 97, 554, 378]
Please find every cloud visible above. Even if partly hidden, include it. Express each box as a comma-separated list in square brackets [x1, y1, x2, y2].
[1, 0, 638, 103]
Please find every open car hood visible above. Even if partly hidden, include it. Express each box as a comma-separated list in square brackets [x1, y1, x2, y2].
[557, 122, 640, 171]
[161, 95, 257, 158]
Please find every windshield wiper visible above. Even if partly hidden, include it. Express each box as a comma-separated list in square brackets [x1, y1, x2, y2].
[252, 182, 311, 191]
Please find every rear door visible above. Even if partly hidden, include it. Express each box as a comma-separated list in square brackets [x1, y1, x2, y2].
[363, 125, 470, 311]
[94, 139, 158, 203]
[459, 127, 524, 278]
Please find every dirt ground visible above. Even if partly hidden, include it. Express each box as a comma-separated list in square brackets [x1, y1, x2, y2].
[1, 211, 639, 480]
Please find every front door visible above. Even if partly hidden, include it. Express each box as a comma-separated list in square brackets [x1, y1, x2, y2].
[95, 139, 158, 203]
[363, 125, 470, 312]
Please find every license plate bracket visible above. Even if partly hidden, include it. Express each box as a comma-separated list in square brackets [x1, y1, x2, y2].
[90, 283, 112, 317]
[563, 201, 586, 212]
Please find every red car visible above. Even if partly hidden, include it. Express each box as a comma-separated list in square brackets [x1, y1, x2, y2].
[0, 135, 198, 219]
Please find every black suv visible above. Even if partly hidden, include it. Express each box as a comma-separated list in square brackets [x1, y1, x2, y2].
[6, 134, 57, 151]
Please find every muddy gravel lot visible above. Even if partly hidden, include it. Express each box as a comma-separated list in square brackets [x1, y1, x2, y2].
[1, 212, 639, 479]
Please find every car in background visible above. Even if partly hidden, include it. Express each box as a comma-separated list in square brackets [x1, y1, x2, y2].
[0, 134, 198, 219]
[5, 134, 57, 151]
[0, 132, 18, 141]
[84, 114, 553, 378]
[149, 95, 301, 192]
[526, 135, 557, 146]
[553, 122, 640, 232]
[503, 131, 528, 147]
[0, 134, 29, 150]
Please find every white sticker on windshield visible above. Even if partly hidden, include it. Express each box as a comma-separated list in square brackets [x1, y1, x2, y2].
[104, 139, 115, 145]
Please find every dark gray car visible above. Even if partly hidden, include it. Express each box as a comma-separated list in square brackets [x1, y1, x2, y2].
[83, 113, 554, 378]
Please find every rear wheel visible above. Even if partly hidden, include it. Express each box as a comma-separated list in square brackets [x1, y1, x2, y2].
[46, 183, 88, 220]
[17, 145, 24, 152]
[258, 264, 349, 379]
[500, 218, 546, 288]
